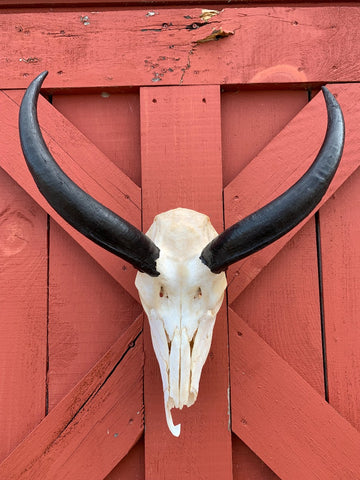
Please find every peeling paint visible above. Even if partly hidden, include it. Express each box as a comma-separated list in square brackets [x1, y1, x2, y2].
[80, 15, 90, 26]
[200, 9, 223, 22]
[19, 57, 40, 64]
[195, 27, 234, 44]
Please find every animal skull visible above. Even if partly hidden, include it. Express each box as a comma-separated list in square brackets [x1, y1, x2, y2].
[19, 72, 344, 437]
[135, 208, 227, 436]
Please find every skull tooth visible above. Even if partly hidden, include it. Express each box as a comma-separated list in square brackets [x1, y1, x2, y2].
[169, 327, 180, 408]
[179, 328, 191, 408]
[191, 312, 216, 397]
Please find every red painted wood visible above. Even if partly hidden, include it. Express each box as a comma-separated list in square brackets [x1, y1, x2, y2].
[1, 0, 346, 6]
[0, 317, 144, 479]
[320, 167, 360, 429]
[0, 170, 47, 461]
[47, 221, 142, 410]
[232, 435, 278, 480]
[232, 219, 324, 394]
[1, 89, 141, 301]
[222, 89, 308, 186]
[225, 89, 310, 479]
[232, 220, 324, 479]
[106, 436, 144, 480]
[53, 93, 141, 186]
[1, 8, 359, 88]
[141, 86, 232, 479]
[225, 83, 360, 305]
[47, 93, 142, 410]
[230, 307, 360, 479]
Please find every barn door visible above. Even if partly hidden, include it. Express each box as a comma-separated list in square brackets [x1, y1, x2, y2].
[1, 4, 360, 480]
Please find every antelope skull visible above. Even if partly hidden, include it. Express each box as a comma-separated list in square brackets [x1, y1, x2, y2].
[19, 72, 345, 436]
[135, 208, 227, 435]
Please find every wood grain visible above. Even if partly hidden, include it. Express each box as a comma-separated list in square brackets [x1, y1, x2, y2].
[0, 169, 47, 461]
[0, 7, 359, 88]
[0, 89, 141, 301]
[222, 89, 308, 186]
[0, 316, 144, 479]
[225, 83, 360, 305]
[47, 93, 142, 410]
[52, 93, 141, 186]
[230, 307, 360, 480]
[320, 167, 360, 430]
[141, 85, 232, 479]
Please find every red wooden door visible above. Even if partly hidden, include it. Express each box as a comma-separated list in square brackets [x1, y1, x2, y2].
[1, 3, 360, 479]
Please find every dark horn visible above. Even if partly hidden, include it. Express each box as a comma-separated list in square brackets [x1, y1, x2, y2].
[19, 71, 160, 276]
[201, 87, 345, 274]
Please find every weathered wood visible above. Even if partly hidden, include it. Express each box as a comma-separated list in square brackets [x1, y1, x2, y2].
[320, 167, 360, 430]
[140, 85, 232, 479]
[0, 169, 47, 461]
[0, 89, 141, 301]
[232, 434, 279, 480]
[47, 221, 142, 410]
[230, 307, 360, 480]
[52, 92, 141, 186]
[225, 83, 360, 305]
[222, 89, 308, 186]
[226, 89, 312, 480]
[1, 0, 349, 6]
[105, 436, 144, 480]
[47, 93, 142, 410]
[0, 316, 144, 480]
[232, 214, 325, 394]
[1, 7, 360, 88]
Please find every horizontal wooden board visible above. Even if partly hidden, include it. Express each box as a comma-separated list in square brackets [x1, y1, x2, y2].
[1, 0, 350, 6]
[230, 308, 360, 480]
[225, 83, 360, 305]
[0, 316, 144, 479]
[0, 89, 141, 301]
[0, 7, 359, 88]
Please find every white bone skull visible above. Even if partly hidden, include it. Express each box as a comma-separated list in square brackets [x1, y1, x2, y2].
[135, 208, 227, 436]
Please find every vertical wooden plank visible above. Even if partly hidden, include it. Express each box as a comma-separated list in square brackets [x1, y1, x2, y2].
[141, 85, 232, 479]
[224, 90, 322, 478]
[222, 90, 308, 186]
[0, 169, 47, 460]
[48, 95, 142, 410]
[320, 168, 360, 430]
[52, 93, 141, 186]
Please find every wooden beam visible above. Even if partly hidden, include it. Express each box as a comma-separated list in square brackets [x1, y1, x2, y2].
[0, 89, 141, 301]
[225, 83, 360, 305]
[0, 0, 349, 7]
[0, 316, 144, 480]
[140, 85, 232, 479]
[0, 169, 47, 461]
[1, 7, 360, 88]
[229, 307, 360, 480]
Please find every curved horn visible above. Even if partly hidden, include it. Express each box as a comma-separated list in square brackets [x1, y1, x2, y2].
[201, 87, 345, 274]
[19, 71, 160, 276]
